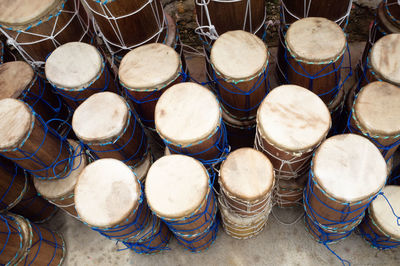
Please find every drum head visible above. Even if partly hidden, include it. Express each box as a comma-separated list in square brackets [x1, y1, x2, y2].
[45, 42, 103, 90]
[155, 82, 221, 146]
[313, 134, 387, 202]
[0, 62, 34, 100]
[119, 43, 180, 90]
[211, 30, 268, 80]
[286, 17, 346, 62]
[74, 158, 141, 228]
[220, 148, 274, 201]
[355, 81, 400, 136]
[0, 99, 33, 150]
[145, 155, 209, 219]
[257, 85, 331, 152]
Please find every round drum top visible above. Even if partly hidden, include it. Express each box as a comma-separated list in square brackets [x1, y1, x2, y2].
[313, 134, 387, 202]
[72, 92, 129, 143]
[355, 81, 400, 136]
[145, 155, 209, 219]
[370, 185, 400, 239]
[0, 62, 35, 99]
[119, 43, 181, 90]
[257, 85, 331, 152]
[370, 34, 400, 85]
[155, 82, 221, 145]
[220, 148, 274, 201]
[286, 17, 346, 62]
[74, 158, 141, 228]
[211, 30, 268, 80]
[33, 140, 87, 199]
[0, 99, 32, 151]
[45, 42, 103, 89]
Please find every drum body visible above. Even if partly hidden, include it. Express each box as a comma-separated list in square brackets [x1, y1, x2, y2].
[222, 109, 256, 150]
[327, 86, 345, 137]
[275, 173, 308, 208]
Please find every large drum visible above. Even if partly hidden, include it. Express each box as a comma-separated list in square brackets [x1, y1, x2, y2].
[119, 43, 186, 129]
[0, 99, 73, 180]
[358, 185, 400, 249]
[155, 82, 229, 167]
[0, 0, 91, 70]
[45, 42, 117, 110]
[210, 30, 270, 121]
[255, 85, 331, 181]
[218, 148, 274, 239]
[304, 134, 387, 243]
[146, 155, 218, 252]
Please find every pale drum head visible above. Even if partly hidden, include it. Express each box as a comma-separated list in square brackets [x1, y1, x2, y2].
[286, 17, 346, 62]
[220, 148, 274, 201]
[210, 30, 268, 80]
[313, 134, 387, 202]
[257, 85, 331, 152]
[0, 61, 34, 99]
[119, 43, 181, 90]
[72, 92, 129, 143]
[74, 158, 142, 228]
[45, 42, 103, 89]
[145, 155, 209, 219]
[155, 82, 221, 146]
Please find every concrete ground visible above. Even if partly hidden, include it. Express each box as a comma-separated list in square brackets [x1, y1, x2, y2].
[45, 42, 400, 265]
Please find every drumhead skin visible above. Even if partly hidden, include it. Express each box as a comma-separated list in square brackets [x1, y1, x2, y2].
[119, 43, 181, 90]
[370, 185, 400, 239]
[220, 148, 274, 201]
[155, 82, 221, 146]
[313, 134, 387, 202]
[45, 42, 103, 89]
[74, 158, 141, 228]
[210, 30, 268, 80]
[0, 99, 33, 150]
[72, 92, 129, 143]
[257, 85, 331, 152]
[355, 81, 400, 136]
[370, 34, 400, 85]
[0, 62, 34, 99]
[286, 17, 346, 63]
[145, 155, 209, 219]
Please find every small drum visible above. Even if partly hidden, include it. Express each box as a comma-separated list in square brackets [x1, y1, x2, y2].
[33, 140, 87, 219]
[210, 30, 270, 121]
[359, 185, 400, 249]
[45, 42, 117, 110]
[275, 173, 308, 208]
[0, 213, 65, 265]
[72, 92, 148, 168]
[384, 0, 400, 26]
[255, 85, 331, 180]
[0, 98, 73, 180]
[222, 108, 256, 150]
[0, 0, 91, 70]
[283, 17, 347, 105]
[146, 155, 218, 252]
[75, 158, 151, 241]
[218, 148, 274, 239]
[119, 43, 186, 129]
[304, 134, 387, 243]
[155, 82, 229, 167]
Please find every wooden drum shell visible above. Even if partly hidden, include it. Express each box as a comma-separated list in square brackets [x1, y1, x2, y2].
[275, 174, 308, 208]
[0, 157, 27, 211]
[0, 214, 28, 265]
[175, 219, 218, 252]
[304, 213, 352, 243]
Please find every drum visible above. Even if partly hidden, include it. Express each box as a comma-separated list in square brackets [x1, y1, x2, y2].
[72, 92, 148, 168]
[222, 108, 256, 150]
[255, 85, 331, 180]
[218, 148, 274, 239]
[0, 0, 92, 70]
[119, 43, 186, 129]
[358, 185, 400, 249]
[210, 30, 270, 121]
[327, 86, 345, 137]
[33, 140, 87, 219]
[155, 82, 229, 167]
[0, 213, 65, 265]
[283, 17, 347, 105]
[75, 158, 151, 241]
[145, 155, 218, 252]
[384, 0, 400, 26]
[304, 134, 387, 243]
[275, 173, 308, 208]
[45, 42, 118, 110]
[0, 99, 73, 180]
